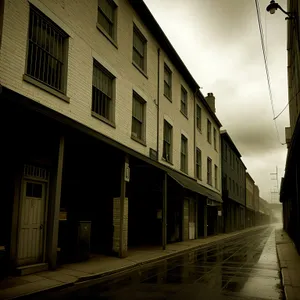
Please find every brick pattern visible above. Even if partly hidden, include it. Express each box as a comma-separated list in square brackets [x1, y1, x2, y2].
[112, 197, 128, 255]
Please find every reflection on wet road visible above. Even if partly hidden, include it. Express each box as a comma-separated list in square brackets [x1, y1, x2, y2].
[52, 226, 283, 299]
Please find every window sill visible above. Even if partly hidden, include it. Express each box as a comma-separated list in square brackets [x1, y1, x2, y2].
[23, 74, 70, 103]
[91, 111, 116, 128]
[164, 94, 172, 102]
[180, 110, 188, 119]
[162, 157, 173, 165]
[96, 23, 118, 49]
[131, 134, 146, 147]
[181, 169, 188, 175]
[132, 61, 148, 79]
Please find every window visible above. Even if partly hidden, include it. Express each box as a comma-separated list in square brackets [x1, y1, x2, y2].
[92, 60, 115, 123]
[233, 156, 235, 170]
[163, 120, 172, 162]
[181, 86, 188, 116]
[131, 92, 146, 143]
[196, 105, 202, 131]
[133, 25, 146, 72]
[224, 143, 228, 161]
[236, 183, 239, 196]
[97, 0, 117, 40]
[240, 186, 242, 196]
[229, 150, 232, 167]
[207, 119, 212, 143]
[207, 157, 212, 185]
[214, 165, 218, 189]
[237, 159, 239, 176]
[26, 5, 68, 93]
[181, 135, 188, 173]
[196, 148, 202, 180]
[164, 64, 172, 100]
[233, 180, 235, 194]
[229, 177, 232, 190]
[213, 128, 217, 150]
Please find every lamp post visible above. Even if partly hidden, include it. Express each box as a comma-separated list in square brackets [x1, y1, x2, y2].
[266, 0, 296, 19]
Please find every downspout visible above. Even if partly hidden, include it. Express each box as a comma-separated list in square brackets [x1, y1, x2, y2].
[156, 48, 160, 160]
[193, 90, 197, 178]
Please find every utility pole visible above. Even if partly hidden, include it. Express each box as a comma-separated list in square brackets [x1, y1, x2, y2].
[270, 166, 279, 203]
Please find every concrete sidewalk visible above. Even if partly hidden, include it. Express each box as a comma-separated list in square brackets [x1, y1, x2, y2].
[275, 227, 300, 300]
[0, 225, 267, 300]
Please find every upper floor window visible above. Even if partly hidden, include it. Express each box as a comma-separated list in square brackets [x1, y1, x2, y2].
[92, 60, 115, 124]
[164, 64, 172, 100]
[229, 150, 232, 167]
[207, 119, 212, 143]
[213, 128, 217, 150]
[214, 164, 218, 189]
[196, 148, 202, 180]
[207, 157, 212, 185]
[97, 0, 117, 40]
[131, 91, 146, 144]
[233, 180, 235, 194]
[224, 143, 228, 161]
[180, 135, 188, 173]
[26, 5, 68, 94]
[180, 86, 188, 117]
[229, 177, 232, 191]
[196, 105, 202, 131]
[236, 183, 239, 196]
[133, 24, 147, 72]
[163, 120, 172, 163]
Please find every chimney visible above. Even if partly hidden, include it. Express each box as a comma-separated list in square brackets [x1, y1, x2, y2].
[205, 92, 216, 113]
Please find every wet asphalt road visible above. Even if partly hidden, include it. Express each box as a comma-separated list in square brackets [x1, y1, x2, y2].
[44, 226, 283, 300]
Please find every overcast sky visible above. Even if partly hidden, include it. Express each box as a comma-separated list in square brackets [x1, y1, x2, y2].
[144, 0, 289, 203]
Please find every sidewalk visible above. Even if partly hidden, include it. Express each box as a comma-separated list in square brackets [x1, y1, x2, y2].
[275, 227, 300, 300]
[0, 225, 267, 300]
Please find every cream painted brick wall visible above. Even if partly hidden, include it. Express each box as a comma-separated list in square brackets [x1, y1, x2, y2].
[0, 0, 221, 188]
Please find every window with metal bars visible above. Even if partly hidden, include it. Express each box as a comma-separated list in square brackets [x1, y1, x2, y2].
[180, 135, 188, 173]
[164, 64, 172, 100]
[214, 164, 218, 189]
[163, 120, 172, 163]
[133, 24, 146, 71]
[180, 86, 188, 116]
[26, 5, 67, 93]
[207, 119, 212, 143]
[92, 61, 115, 122]
[196, 104, 201, 131]
[196, 148, 202, 180]
[131, 92, 145, 142]
[98, 0, 116, 40]
[207, 157, 212, 185]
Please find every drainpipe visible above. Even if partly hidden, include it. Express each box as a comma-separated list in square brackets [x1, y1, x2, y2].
[156, 48, 161, 160]
[193, 90, 197, 178]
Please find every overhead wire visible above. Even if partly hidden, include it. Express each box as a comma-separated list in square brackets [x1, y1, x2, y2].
[254, 0, 286, 146]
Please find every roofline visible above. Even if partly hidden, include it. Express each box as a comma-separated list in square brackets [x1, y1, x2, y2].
[246, 172, 255, 183]
[129, 1, 222, 128]
[220, 130, 242, 157]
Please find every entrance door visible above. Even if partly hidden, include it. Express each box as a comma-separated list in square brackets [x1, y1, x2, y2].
[17, 180, 46, 266]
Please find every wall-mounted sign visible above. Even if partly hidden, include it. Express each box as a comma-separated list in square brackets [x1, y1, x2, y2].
[125, 162, 130, 182]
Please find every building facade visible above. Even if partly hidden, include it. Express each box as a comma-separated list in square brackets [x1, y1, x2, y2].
[280, 0, 300, 254]
[0, 0, 222, 275]
[253, 184, 260, 225]
[220, 130, 246, 232]
[246, 173, 255, 227]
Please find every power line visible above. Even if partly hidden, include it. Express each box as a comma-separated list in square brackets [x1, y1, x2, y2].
[254, 0, 285, 146]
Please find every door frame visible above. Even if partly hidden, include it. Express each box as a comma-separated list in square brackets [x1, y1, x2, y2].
[16, 165, 50, 266]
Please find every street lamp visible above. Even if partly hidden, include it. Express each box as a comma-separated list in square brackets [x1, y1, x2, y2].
[266, 0, 295, 20]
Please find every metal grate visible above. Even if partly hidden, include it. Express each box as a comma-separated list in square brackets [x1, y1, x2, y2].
[24, 164, 48, 180]
[26, 5, 67, 92]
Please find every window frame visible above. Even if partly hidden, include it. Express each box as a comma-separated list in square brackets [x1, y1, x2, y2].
[207, 157, 212, 185]
[214, 164, 218, 189]
[213, 128, 217, 151]
[180, 135, 188, 173]
[91, 59, 116, 127]
[207, 119, 212, 144]
[164, 63, 172, 101]
[196, 104, 202, 131]
[163, 120, 173, 163]
[131, 91, 146, 145]
[180, 85, 188, 117]
[196, 148, 202, 180]
[24, 4, 69, 102]
[132, 24, 147, 75]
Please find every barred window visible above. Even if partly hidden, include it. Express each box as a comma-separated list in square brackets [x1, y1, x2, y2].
[98, 0, 117, 40]
[92, 61, 115, 122]
[181, 86, 188, 116]
[132, 92, 145, 142]
[26, 5, 68, 93]
[163, 121, 172, 163]
[181, 135, 188, 173]
[133, 25, 146, 71]
[196, 148, 202, 180]
[164, 64, 172, 100]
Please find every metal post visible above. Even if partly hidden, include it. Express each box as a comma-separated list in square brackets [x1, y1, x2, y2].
[204, 200, 208, 237]
[162, 172, 167, 250]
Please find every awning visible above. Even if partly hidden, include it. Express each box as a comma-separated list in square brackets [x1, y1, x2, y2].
[167, 169, 223, 203]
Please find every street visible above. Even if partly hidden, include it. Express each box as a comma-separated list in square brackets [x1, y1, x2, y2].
[37, 226, 283, 300]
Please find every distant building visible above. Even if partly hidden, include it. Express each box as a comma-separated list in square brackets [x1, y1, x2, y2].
[246, 173, 255, 227]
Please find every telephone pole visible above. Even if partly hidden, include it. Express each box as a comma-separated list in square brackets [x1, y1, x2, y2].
[270, 166, 279, 203]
